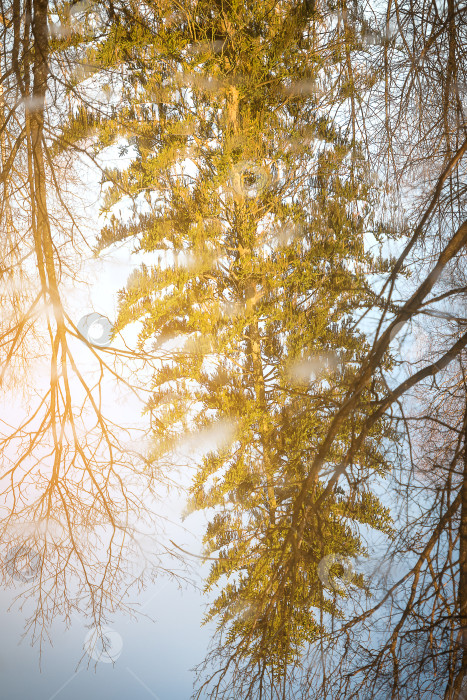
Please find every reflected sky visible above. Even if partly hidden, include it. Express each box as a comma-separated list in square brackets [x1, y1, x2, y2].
[0, 574, 214, 700]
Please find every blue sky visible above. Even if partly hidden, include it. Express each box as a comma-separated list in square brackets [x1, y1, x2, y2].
[0, 572, 215, 700]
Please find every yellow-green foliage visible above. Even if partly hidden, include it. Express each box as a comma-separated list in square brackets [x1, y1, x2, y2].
[86, 0, 401, 688]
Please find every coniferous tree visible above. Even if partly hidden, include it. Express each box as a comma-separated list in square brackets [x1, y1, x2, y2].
[93, 1, 400, 696]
